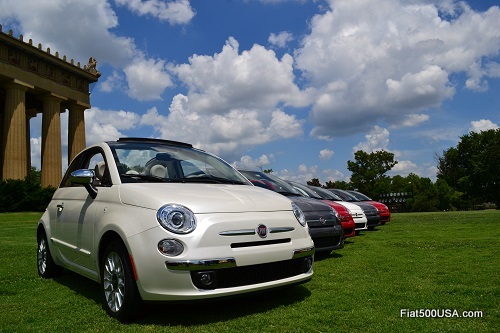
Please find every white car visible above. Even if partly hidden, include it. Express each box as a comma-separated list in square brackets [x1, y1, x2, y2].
[37, 138, 314, 321]
[306, 186, 368, 233]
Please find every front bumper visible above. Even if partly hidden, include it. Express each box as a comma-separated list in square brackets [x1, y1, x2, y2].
[166, 247, 315, 290]
[308, 225, 344, 252]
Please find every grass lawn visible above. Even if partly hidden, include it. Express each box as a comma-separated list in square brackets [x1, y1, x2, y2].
[1, 210, 499, 332]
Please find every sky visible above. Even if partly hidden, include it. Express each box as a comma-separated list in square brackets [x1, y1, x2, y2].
[1, 0, 499, 185]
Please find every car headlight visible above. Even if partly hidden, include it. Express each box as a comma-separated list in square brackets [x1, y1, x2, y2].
[291, 202, 307, 227]
[157, 204, 197, 234]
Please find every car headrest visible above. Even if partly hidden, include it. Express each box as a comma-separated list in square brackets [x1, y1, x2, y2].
[150, 164, 168, 178]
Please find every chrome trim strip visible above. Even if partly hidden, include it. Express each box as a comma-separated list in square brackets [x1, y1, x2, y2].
[292, 246, 315, 259]
[220, 227, 295, 236]
[51, 237, 91, 256]
[219, 229, 255, 236]
[269, 227, 295, 233]
[166, 258, 237, 271]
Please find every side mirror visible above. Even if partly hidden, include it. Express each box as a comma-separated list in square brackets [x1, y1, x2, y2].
[70, 169, 98, 199]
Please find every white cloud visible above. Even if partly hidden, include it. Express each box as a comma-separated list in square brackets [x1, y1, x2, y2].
[114, 0, 195, 25]
[123, 57, 174, 100]
[353, 126, 390, 153]
[391, 113, 430, 128]
[99, 70, 125, 93]
[232, 154, 273, 170]
[85, 108, 140, 145]
[173, 37, 309, 113]
[0, 0, 136, 67]
[295, 0, 500, 138]
[0, 0, 181, 102]
[268, 31, 294, 48]
[469, 119, 499, 133]
[139, 94, 303, 159]
[319, 148, 334, 160]
[276, 164, 346, 185]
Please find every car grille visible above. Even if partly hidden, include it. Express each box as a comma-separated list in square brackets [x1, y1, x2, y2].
[190, 256, 312, 290]
[313, 235, 343, 250]
[231, 238, 291, 248]
[343, 227, 354, 235]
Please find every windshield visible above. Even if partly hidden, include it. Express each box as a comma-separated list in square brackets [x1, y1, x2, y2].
[348, 190, 372, 201]
[287, 181, 323, 199]
[331, 189, 360, 202]
[308, 186, 344, 201]
[109, 141, 250, 185]
[238, 171, 302, 196]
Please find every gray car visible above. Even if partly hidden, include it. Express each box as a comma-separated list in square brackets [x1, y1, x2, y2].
[238, 170, 344, 254]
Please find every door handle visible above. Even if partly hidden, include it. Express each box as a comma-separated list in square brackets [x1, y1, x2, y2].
[57, 203, 64, 210]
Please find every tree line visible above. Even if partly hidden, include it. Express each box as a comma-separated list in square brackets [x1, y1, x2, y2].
[308, 129, 500, 212]
[0, 167, 56, 212]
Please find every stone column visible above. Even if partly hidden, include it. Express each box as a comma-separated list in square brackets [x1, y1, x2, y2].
[67, 103, 87, 164]
[2, 80, 33, 180]
[41, 94, 66, 188]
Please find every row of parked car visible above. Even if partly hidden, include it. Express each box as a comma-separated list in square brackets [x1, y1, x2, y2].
[36, 138, 389, 321]
[238, 170, 390, 254]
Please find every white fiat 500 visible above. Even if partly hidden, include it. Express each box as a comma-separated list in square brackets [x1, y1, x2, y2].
[37, 138, 314, 321]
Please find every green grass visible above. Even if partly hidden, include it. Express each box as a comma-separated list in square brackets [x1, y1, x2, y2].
[1, 211, 499, 332]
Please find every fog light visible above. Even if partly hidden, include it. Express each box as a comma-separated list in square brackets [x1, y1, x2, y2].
[158, 239, 184, 256]
[301, 256, 313, 273]
[193, 271, 217, 289]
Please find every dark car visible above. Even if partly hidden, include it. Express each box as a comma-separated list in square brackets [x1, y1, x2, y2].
[285, 180, 356, 238]
[330, 189, 381, 230]
[238, 170, 344, 254]
[305, 186, 368, 234]
[346, 190, 391, 225]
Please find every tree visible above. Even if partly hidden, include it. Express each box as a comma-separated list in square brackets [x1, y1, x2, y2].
[437, 129, 500, 208]
[0, 167, 55, 212]
[347, 150, 397, 198]
[307, 178, 322, 187]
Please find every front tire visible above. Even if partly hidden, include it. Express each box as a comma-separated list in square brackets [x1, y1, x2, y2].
[101, 240, 142, 322]
[37, 230, 62, 278]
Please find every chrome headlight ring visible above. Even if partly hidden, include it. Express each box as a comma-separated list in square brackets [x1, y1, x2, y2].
[157, 204, 197, 234]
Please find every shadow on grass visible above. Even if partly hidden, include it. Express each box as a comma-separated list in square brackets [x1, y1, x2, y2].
[138, 284, 312, 326]
[54, 269, 101, 304]
[53, 268, 312, 326]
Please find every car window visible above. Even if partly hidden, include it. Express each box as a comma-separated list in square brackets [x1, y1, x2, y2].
[60, 149, 110, 188]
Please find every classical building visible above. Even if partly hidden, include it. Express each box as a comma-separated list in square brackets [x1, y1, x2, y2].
[0, 25, 100, 187]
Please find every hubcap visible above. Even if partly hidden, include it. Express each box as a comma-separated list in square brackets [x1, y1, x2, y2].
[103, 252, 125, 313]
[37, 238, 47, 274]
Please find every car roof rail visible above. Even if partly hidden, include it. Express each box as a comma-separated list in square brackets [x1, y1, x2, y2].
[116, 137, 193, 148]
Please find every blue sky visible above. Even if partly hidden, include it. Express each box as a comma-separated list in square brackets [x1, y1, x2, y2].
[1, 0, 499, 184]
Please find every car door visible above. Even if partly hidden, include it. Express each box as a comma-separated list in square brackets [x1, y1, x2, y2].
[51, 149, 109, 272]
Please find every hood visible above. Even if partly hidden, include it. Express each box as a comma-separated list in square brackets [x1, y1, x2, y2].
[288, 196, 339, 227]
[288, 196, 333, 213]
[355, 202, 379, 214]
[119, 183, 294, 213]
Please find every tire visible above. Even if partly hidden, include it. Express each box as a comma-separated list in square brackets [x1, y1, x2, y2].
[100, 240, 142, 322]
[37, 230, 62, 278]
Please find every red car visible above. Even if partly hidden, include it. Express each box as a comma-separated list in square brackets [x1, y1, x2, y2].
[287, 181, 356, 238]
[346, 190, 391, 224]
